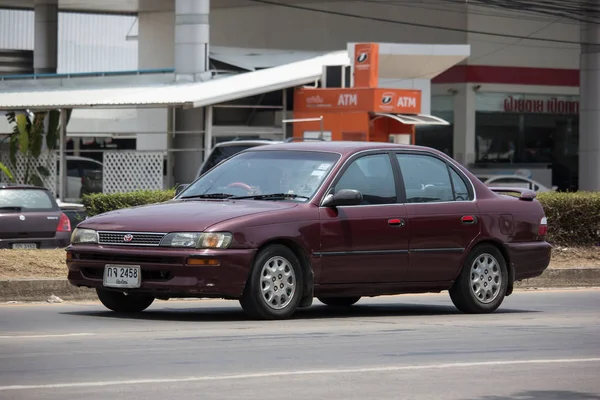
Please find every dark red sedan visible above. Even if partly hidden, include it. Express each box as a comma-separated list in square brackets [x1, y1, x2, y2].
[66, 141, 551, 319]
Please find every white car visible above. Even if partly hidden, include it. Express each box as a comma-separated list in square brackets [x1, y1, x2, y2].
[56, 156, 103, 201]
[476, 174, 557, 193]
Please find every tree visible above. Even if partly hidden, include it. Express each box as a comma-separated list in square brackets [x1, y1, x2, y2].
[4, 109, 72, 187]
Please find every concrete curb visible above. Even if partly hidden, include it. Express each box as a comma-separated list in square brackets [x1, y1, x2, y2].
[1, 268, 600, 303]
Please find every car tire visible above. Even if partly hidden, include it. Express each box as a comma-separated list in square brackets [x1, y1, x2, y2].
[449, 244, 509, 314]
[96, 289, 155, 313]
[239, 244, 304, 320]
[318, 296, 361, 307]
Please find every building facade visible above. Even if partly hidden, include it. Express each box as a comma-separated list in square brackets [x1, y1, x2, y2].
[0, 0, 596, 192]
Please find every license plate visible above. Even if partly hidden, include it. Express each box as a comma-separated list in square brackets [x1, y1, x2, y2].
[12, 243, 37, 250]
[103, 265, 141, 288]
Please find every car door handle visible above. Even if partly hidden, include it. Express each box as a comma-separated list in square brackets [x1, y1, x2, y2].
[388, 218, 405, 227]
[461, 215, 477, 225]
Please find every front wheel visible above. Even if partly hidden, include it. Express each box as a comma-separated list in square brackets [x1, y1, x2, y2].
[96, 289, 155, 313]
[318, 296, 361, 307]
[239, 244, 304, 320]
[449, 244, 509, 314]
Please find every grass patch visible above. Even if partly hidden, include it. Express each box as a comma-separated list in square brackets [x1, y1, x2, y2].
[1, 247, 599, 280]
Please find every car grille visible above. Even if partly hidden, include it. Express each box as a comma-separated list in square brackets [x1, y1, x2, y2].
[97, 231, 166, 246]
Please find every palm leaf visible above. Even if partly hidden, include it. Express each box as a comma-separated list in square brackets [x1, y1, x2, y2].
[0, 162, 14, 182]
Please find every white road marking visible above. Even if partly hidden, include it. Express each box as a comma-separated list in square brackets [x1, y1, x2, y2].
[1, 357, 599, 391]
[0, 333, 95, 339]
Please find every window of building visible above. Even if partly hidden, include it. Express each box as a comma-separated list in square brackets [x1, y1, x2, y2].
[474, 93, 579, 191]
[335, 154, 396, 205]
[415, 96, 454, 156]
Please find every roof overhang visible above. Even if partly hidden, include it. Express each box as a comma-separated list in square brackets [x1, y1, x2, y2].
[372, 112, 450, 126]
[348, 43, 470, 80]
[0, 51, 349, 110]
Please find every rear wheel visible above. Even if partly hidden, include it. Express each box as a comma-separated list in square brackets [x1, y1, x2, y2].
[449, 244, 508, 314]
[96, 289, 155, 313]
[318, 296, 361, 307]
[239, 244, 303, 320]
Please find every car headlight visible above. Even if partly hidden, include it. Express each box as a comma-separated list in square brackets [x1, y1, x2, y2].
[159, 232, 233, 249]
[71, 228, 98, 244]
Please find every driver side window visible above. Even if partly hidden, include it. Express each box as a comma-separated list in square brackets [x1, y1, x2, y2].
[334, 154, 396, 205]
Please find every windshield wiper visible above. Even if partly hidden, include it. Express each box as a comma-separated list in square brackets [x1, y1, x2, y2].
[231, 193, 310, 201]
[180, 193, 236, 199]
[0, 206, 22, 211]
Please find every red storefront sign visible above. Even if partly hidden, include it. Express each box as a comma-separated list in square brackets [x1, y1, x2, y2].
[503, 96, 579, 114]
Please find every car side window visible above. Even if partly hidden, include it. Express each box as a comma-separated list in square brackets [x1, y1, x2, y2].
[450, 168, 470, 201]
[397, 153, 456, 203]
[334, 154, 396, 205]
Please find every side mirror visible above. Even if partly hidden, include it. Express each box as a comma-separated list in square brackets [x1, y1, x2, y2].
[322, 189, 363, 207]
[175, 184, 189, 197]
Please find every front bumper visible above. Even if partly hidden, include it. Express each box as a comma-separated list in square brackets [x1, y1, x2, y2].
[66, 244, 257, 298]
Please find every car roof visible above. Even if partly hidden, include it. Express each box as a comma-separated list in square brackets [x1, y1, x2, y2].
[246, 141, 438, 156]
[0, 183, 49, 190]
[214, 139, 283, 147]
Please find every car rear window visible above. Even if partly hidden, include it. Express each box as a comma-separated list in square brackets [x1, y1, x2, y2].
[200, 145, 260, 175]
[0, 189, 58, 211]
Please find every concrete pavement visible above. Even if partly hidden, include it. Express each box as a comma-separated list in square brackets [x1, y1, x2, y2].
[0, 289, 599, 399]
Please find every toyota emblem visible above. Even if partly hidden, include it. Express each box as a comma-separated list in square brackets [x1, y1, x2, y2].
[123, 234, 133, 243]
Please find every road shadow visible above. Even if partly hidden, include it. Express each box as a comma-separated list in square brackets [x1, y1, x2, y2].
[466, 391, 600, 400]
[59, 301, 539, 323]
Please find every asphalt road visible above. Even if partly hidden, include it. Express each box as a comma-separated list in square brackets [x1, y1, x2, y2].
[0, 289, 599, 400]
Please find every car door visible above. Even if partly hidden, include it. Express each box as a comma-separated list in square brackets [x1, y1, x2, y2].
[318, 152, 409, 284]
[395, 152, 480, 282]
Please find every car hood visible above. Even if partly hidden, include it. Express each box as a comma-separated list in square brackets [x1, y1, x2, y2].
[80, 199, 298, 232]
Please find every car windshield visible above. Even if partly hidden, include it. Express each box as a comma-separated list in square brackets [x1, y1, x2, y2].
[181, 150, 340, 201]
[0, 189, 57, 211]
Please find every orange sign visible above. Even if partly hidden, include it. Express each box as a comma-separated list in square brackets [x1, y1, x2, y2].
[372, 88, 421, 114]
[353, 43, 379, 88]
[294, 87, 421, 114]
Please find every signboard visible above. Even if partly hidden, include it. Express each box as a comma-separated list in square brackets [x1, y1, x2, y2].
[353, 43, 379, 88]
[295, 88, 421, 114]
[476, 93, 579, 115]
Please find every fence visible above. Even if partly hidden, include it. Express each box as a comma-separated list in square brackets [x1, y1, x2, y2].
[0, 149, 167, 198]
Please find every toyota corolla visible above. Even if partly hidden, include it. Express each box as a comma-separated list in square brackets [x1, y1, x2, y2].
[66, 141, 551, 320]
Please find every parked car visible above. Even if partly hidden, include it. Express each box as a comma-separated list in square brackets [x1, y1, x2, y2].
[57, 199, 88, 229]
[192, 137, 325, 182]
[194, 139, 282, 180]
[0, 184, 72, 249]
[66, 141, 551, 320]
[56, 156, 103, 201]
[476, 174, 556, 193]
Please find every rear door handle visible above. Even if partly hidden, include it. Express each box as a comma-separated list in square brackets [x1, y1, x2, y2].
[461, 215, 477, 225]
[388, 218, 405, 227]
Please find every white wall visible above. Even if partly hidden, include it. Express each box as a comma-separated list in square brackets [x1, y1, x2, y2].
[137, 11, 175, 70]
[211, 1, 468, 51]
[0, 9, 137, 73]
[466, 5, 579, 69]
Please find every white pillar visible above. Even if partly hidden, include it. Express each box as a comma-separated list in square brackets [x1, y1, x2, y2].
[34, 0, 58, 74]
[58, 109, 67, 201]
[175, 0, 210, 79]
[452, 84, 476, 166]
[579, 3, 600, 191]
[173, 0, 211, 184]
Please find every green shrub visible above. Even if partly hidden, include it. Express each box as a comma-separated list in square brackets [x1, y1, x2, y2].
[81, 188, 599, 247]
[537, 191, 600, 247]
[82, 189, 175, 217]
